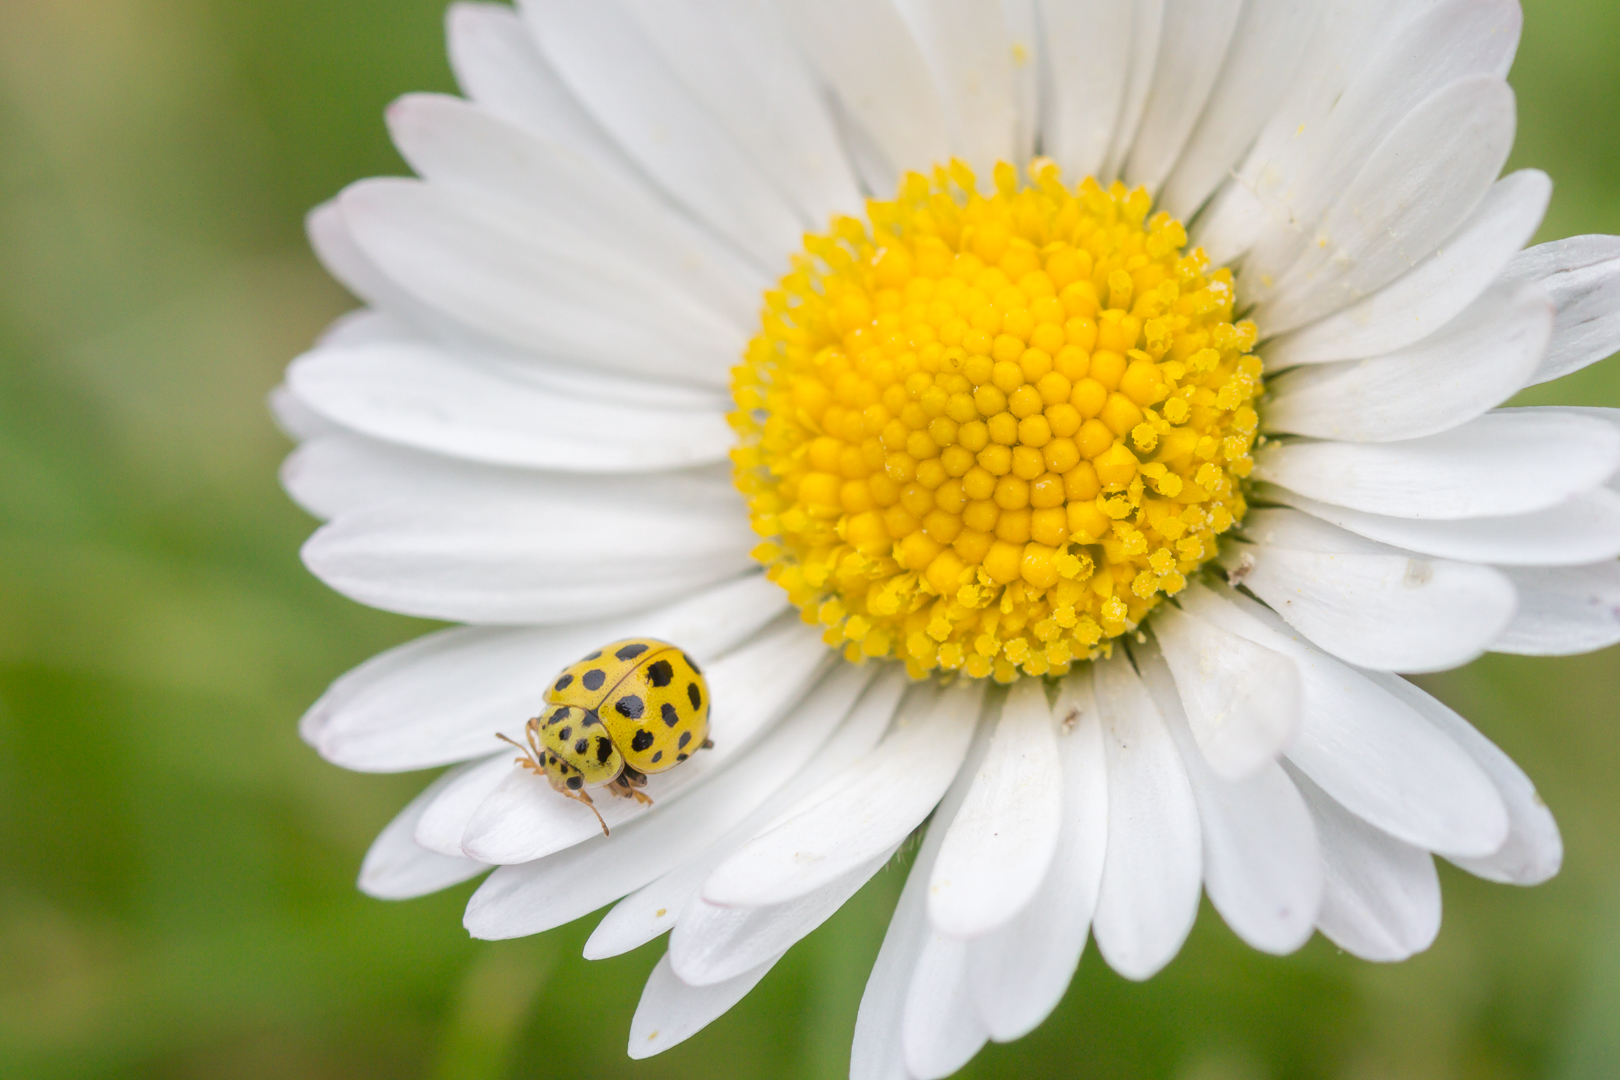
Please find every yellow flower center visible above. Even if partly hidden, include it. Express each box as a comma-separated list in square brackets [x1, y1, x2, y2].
[730, 161, 1262, 681]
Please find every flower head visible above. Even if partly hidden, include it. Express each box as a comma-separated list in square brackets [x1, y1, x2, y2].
[278, 1, 1620, 1076]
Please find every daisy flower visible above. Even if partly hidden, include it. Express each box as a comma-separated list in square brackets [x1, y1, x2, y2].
[275, 0, 1620, 1075]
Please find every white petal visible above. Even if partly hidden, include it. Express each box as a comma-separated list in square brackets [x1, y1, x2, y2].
[1139, 647, 1322, 956]
[1252, 410, 1620, 520]
[892, 0, 1017, 175]
[1097, 0, 1166, 184]
[902, 935, 987, 1080]
[386, 93, 760, 324]
[1261, 484, 1620, 568]
[306, 200, 451, 337]
[702, 680, 986, 908]
[337, 178, 741, 387]
[670, 848, 898, 988]
[459, 621, 830, 863]
[585, 667, 908, 960]
[463, 661, 868, 939]
[1001, 0, 1040, 165]
[1150, 601, 1300, 780]
[767, 0, 951, 180]
[1251, 76, 1518, 333]
[627, 952, 776, 1060]
[1294, 769, 1441, 963]
[1363, 672, 1562, 886]
[927, 678, 1063, 938]
[1182, 584, 1510, 859]
[849, 722, 991, 1080]
[1264, 171, 1551, 367]
[1236, 0, 1520, 298]
[966, 674, 1107, 1042]
[301, 308, 723, 416]
[287, 343, 731, 474]
[1492, 562, 1620, 656]
[1121, 0, 1242, 196]
[1503, 235, 1620, 386]
[518, 0, 803, 265]
[619, 0, 862, 225]
[300, 472, 753, 626]
[268, 382, 340, 444]
[1191, 0, 1426, 264]
[1263, 280, 1553, 443]
[1156, 0, 1320, 221]
[359, 765, 492, 899]
[1034, 0, 1134, 181]
[281, 433, 555, 521]
[1227, 508, 1517, 672]
[415, 753, 514, 856]
[445, 1, 627, 167]
[300, 573, 788, 772]
[1090, 652, 1202, 981]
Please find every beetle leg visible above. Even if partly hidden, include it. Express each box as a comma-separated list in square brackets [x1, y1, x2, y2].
[496, 730, 543, 774]
[606, 769, 654, 807]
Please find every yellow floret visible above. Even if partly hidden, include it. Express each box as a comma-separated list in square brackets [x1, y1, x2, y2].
[731, 161, 1259, 679]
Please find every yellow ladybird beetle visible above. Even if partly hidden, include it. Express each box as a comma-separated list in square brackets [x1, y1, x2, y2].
[499, 638, 712, 835]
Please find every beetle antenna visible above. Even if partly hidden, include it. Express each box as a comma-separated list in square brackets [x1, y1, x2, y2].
[495, 731, 536, 769]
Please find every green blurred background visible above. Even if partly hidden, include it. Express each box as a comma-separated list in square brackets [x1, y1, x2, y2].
[0, 1, 1616, 1077]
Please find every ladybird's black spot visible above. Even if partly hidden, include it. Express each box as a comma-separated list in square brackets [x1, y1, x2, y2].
[566, 775, 583, 790]
[554, 673, 574, 692]
[545, 707, 568, 726]
[582, 650, 602, 661]
[661, 703, 680, 727]
[616, 642, 650, 661]
[678, 731, 692, 750]
[581, 714, 598, 728]
[630, 729, 655, 753]
[582, 669, 606, 691]
[646, 659, 674, 687]
[574, 738, 589, 755]
[676, 752, 689, 762]
[687, 682, 702, 711]
[558, 726, 572, 741]
[615, 695, 644, 720]
[651, 750, 663, 763]
[682, 653, 702, 675]
[596, 736, 613, 763]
